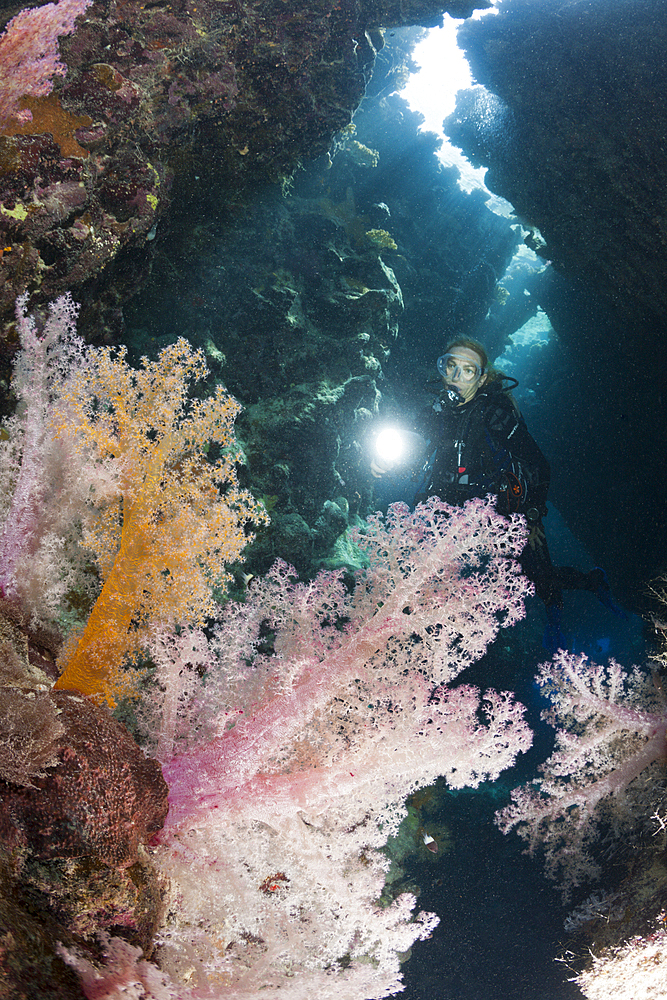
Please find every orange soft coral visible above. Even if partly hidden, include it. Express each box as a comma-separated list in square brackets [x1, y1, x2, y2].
[53, 338, 266, 706]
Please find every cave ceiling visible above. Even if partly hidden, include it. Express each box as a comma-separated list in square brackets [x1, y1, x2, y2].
[0, 0, 490, 338]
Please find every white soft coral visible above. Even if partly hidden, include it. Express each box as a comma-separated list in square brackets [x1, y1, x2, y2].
[0, 293, 114, 627]
[496, 650, 667, 898]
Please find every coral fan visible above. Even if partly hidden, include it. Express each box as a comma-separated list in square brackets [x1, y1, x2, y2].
[496, 650, 667, 898]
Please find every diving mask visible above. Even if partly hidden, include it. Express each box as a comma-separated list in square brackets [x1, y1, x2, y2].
[436, 353, 483, 384]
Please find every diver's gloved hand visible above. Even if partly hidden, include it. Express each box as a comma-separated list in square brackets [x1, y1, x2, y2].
[527, 521, 547, 552]
[588, 567, 628, 619]
[370, 458, 390, 478]
[543, 604, 567, 654]
[525, 507, 547, 552]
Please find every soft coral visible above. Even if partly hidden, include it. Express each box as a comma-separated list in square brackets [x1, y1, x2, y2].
[138, 497, 533, 997]
[52, 336, 267, 705]
[496, 651, 667, 898]
[1, 293, 265, 706]
[0, 292, 103, 625]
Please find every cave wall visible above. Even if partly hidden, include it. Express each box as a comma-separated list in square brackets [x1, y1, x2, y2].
[0, 0, 487, 346]
[449, 0, 667, 323]
[444, 0, 667, 600]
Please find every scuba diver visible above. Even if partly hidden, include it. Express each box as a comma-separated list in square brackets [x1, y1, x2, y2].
[371, 337, 623, 651]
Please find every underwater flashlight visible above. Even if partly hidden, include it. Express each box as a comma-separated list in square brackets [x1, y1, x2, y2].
[374, 427, 407, 467]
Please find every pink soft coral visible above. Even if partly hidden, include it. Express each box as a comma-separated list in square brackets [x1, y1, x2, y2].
[0, 292, 105, 625]
[57, 932, 178, 1000]
[135, 496, 533, 998]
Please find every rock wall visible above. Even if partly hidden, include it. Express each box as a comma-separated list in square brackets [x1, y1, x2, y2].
[0, 0, 487, 345]
[448, 0, 667, 323]
[445, 0, 667, 597]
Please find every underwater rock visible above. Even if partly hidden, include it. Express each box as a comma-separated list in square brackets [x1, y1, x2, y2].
[0, 690, 168, 866]
[0, 607, 169, 996]
[447, 0, 667, 322]
[0, 0, 488, 340]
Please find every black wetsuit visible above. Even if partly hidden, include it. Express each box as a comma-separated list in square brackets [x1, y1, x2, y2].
[418, 378, 549, 518]
[417, 379, 596, 611]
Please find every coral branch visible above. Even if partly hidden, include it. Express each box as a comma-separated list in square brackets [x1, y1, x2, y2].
[52, 337, 267, 705]
[496, 651, 667, 897]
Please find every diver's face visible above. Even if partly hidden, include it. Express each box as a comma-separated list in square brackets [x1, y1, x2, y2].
[443, 348, 486, 404]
